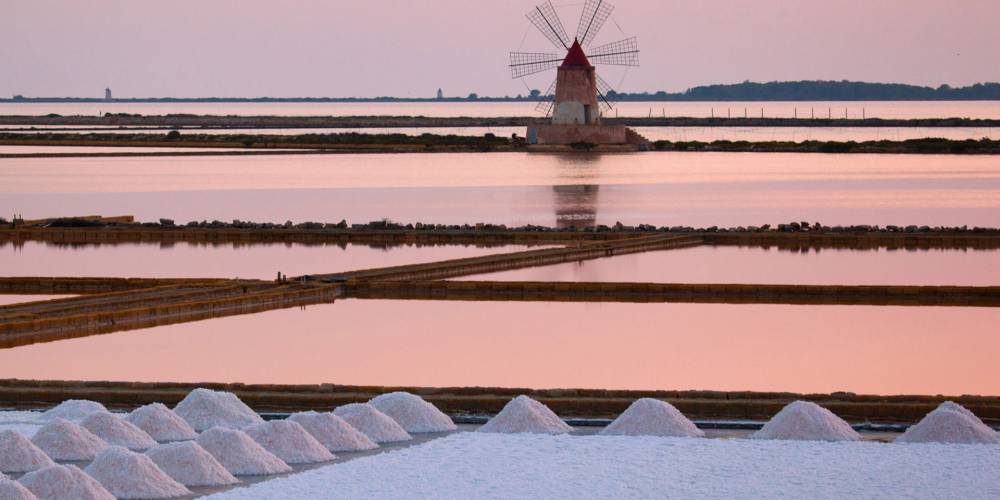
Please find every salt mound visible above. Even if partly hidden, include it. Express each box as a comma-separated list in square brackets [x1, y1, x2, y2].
[243, 420, 335, 464]
[81, 412, 157, 451]
[0, 478, 37, 500]
[18, 464, 115, 500]
[369, 392, 458, 433]
[896, 405, 999, 445]
[30, 417, 109, 461]
[478, 395, 572, 435]
[333, 404, 413, 443]
[0, 430, 54, 474]
[751, 401, 861, 442]
[196, 427, 292, 476]
[145, 441, 239, 487]
[600, 398, 705, 438]
[125, 403, 198, 443]
[287, 411, 378, 452]
[84, 446, 190, 499]
[40, 400, 109, 422]
[173, 388, 263, 432]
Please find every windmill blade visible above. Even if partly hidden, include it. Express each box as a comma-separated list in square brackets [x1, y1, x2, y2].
[509, 52, 562, 79]
[526, 1, 571, 50]
[535, 79, 557, 117]
[595, 74, 616, 111]
[576, 0, 615, 47]
[587, 37, 639, 67]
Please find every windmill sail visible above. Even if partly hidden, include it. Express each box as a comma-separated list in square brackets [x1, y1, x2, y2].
[526, 1, 571, 50]
[587, 37, 639, 66]
[509, 52, 563, 79]
[595, 74, 616, 111]
[534, 79, 558, 117]
[576, 0, 615, 47]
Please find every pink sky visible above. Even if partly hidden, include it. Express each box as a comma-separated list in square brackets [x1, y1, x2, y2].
[4, 0, 999, 98]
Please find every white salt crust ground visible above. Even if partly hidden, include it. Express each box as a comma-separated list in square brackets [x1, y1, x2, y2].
[84, 446, 190, 499]
[477, 395, 572, 435]
[896, 403, 999, 445]
[30, 418, 109, 461]
[333, 404, 412, 444]
[369, 392, 457, 433]
[40, 400, 108, 422]
[0, 412, 43, 439]
[0, 430, 54, 474]
[174, 389, 263, 432]
[287, 412, 378, 452]
[751, 400, 861, 442]
[196, 427, 292, 476]
[600, 398, 705, 438]
[125, 403, 198, 443]
[145, 441, 240, 487]
[19, 464, 115, 500]
[0, 478, 36, 500]
[207, 433, 1000, 500]
[243, 420, 335, 465]
[81, 412, 157, 451]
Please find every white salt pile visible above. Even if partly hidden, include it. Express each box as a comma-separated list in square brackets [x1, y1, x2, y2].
[0, 430, 54, 474]
[40, 400, 109, 422]
[287, 411, 378, 452]
[477, 395, 572, 435]
[196, 427, 292, 476]
[600, 398, 705, 438]
[369, 392, 458, 433]
[243, 420, 336, 464]
[30, 417, 109, 461]
[84, 446, 190, 499]
[125, 403, 198, 443]
[81, 412, 157, 451]
[0, 478, 37, 500]
[145, 441, 239, 487]
[896, 402, 999, 445]
[333, 403, 413, 443]
[173, 388, 263, 432]
[751, 400, 861, 442]
[19, 464, 115, 500]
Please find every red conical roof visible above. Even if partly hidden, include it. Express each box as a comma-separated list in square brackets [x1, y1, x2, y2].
[561, 39, 591, 67]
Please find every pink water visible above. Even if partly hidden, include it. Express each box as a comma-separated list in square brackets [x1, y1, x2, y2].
[1, 152, 998, 228]
[0, 300, 996, 396]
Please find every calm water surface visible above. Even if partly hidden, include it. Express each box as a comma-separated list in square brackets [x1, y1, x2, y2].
[0, 300, 995, 396]
[3, 101, 1000, 119]
[2, 152, 998, 227]
[459, 246, 1000, 286]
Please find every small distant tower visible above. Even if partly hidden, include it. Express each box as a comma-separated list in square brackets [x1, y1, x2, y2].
[104, 87, 112, 101]
[436, 88, 444, 99]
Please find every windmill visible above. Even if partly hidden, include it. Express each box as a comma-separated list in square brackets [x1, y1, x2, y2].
[510, 0, 639, 124]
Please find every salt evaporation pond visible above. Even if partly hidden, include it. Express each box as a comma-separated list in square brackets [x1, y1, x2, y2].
[3, 152, 1000, 228]
[2, 301, 1000, 396]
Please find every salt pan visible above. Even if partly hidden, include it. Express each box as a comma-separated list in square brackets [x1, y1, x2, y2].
[369, 392, 458, 433]
[174, 388, 263, 432]
[243, 420, 335, 464]
[600, 398, 704, 438]
[81, 412, 157, 451]
[477, 395, 572, 435]
[40, 400, 108, 422]
[287, 411, 378, 452]
[84, 446, 190, 499]
[125, 403, 198, 443]
[333, 404, 413, 443]
[196, 427, 292, 476]
[0, 430, 54, 474]
[896, 403, 999, 445]
[30, 418, 109, 461]
[751, 401, 860, 442]
[145, 441, 239, 487]
[0, 478, 36, 500]
[18, 464, 115, 500]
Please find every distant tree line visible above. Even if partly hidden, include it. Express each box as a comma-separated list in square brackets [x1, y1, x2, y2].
[5, 81, 1000, 103]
